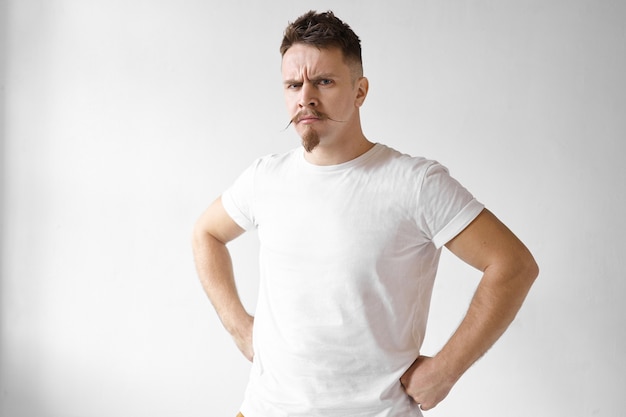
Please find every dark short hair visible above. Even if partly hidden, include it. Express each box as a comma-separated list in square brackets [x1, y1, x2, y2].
[280, 10, 363, 76]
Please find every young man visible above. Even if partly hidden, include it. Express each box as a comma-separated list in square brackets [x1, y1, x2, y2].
[192, 10, 538, 417]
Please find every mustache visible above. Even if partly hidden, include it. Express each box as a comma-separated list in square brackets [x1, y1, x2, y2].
[281, 110, 346, 131]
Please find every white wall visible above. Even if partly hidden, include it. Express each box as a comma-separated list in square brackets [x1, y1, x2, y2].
[2, 1, 625, 416]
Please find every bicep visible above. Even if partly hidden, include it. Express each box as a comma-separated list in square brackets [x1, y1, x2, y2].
[445, 209, 536, 275]
[194, 196, 245, 245]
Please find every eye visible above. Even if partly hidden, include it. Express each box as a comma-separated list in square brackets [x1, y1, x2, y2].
[318, 79, 333, 86]
[286, 82, 302, 90]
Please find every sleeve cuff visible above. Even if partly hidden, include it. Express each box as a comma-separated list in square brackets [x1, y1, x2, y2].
[221, 190, 255, 231]
[431, 199, 484, 249]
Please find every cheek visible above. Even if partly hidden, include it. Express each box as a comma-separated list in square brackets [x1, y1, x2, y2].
[332, 94, 356, 114]
[284, 93, 298, 112]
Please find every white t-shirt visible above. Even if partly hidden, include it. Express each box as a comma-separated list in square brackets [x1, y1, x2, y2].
[222, 143, 484, 417]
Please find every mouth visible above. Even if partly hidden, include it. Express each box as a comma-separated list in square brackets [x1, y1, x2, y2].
[297, 116, 321, 125]
[282, 110, 340, 132]
[293, 110, 326, 125]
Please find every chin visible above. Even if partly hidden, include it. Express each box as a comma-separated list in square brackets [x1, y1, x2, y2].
[302, 136, 320, 153]
[299, 126, 321, 153]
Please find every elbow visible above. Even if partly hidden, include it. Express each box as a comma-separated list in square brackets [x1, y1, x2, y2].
[191, 220, 204, 251]
[525, 245, 539, 279]
[491, 250, 539, 291]
[529, 257, 540, 282]
[191, 219, 214, 254]
[518, 251, 539, 289]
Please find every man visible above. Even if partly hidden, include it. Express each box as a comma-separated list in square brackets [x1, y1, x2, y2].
[192, 10, 538, 417]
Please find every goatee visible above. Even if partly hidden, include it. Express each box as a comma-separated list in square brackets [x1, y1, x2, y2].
[302, 128, 320, 153]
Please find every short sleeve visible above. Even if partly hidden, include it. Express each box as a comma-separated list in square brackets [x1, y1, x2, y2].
[417, 163, 484, 248]
[221, 160, 260, 231]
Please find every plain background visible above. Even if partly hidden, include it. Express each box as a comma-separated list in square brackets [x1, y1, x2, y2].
[2, 0, 625, 416]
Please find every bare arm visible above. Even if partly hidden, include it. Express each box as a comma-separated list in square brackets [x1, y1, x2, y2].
[191, 196, 254, 361]
[400, 209, 539, 409]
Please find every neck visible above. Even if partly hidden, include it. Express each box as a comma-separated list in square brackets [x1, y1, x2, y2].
[303, 132, 374, 166]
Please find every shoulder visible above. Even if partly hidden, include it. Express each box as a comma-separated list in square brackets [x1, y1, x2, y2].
[253, 147, 300, 170]
[371, 143, 441, 180]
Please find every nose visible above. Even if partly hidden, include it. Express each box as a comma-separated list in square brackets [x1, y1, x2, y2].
[299, 81, 318, 108]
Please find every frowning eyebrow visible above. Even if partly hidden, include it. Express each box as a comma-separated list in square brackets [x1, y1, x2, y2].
[283, 79, 301, 87]
[283, 73, 338, 85]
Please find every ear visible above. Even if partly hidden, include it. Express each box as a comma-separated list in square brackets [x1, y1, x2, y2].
[355, 76, 369, 108]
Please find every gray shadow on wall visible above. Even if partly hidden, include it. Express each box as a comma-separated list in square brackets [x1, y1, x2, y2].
[0, 0, 6, 409]
[0, 0, 8, 344]
[0, 5, 49, 414]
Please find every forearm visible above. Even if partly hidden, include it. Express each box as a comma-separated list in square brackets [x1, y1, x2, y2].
[435, 259, 538, 382]
[193, 231, 249, 331]
[400, 258, 538, 410]
[192, 227, 254, 361]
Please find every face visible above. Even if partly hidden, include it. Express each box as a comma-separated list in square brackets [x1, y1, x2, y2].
[281, 44, 367, 152]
